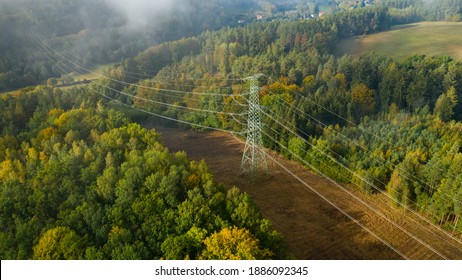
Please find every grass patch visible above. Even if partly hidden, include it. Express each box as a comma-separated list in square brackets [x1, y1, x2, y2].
[335, 22, 462, 61]
[72, 63, 113, 82]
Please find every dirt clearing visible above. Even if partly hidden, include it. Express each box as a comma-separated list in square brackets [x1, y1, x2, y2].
[155, 128, 462, 260]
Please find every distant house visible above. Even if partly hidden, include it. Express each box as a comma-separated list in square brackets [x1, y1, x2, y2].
[256, 14, 263, 20]
[318, 11, 326, 17]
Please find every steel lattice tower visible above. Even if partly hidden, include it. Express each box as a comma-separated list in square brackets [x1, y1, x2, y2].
[240, 74, 268, 178]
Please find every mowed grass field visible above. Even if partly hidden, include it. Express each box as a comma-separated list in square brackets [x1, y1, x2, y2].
[335, 22, 462, 61]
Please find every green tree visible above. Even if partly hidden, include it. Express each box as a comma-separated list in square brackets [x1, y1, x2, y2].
[434, 86, 458, 122]
[32, 227, 85, 260]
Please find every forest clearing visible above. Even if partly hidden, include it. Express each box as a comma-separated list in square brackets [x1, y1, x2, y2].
[158, 128, 462, 259]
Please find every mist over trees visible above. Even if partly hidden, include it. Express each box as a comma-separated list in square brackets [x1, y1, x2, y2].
[0, 0, 272, 91]
[2, 0, 461, 91]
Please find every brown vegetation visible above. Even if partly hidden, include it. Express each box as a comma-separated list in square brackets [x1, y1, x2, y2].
[159, 128, 462, 259]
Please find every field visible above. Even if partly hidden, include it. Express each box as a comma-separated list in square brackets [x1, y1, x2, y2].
[70, 64, 113, 83]
[335, 22, 462, 61]
[154, 127, 462, 260]
[0, 64, 112, 94]
[55, 64, 113, 90]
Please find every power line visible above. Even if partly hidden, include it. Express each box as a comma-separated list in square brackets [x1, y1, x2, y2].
[265, 116, 462, 254]
[230, 133, 408, 259]
[13, 13, 246, 135]
[266, 90, 448, 214]
[14, 14, 234, 99]
[97, 89, 245, 135]
[91, 79, 246, 116]
[264, 74, 461, 195]
[251, 91, 452, 258]
[266, 151, 409, 259]
[263, 86, 462, 239]
[261, 73, 462, 235]
[261, 127, 449, 259]
[259, 92, 462, 250]
[14, 14, 247, 120]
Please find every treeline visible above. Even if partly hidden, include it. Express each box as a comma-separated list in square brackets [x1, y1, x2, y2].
[118, 7, 461, 123]
[121, 5, 392, 82]
[383, 0, 462, 23]
[129, 1, 458, 81]
[0, 86, 284, 259]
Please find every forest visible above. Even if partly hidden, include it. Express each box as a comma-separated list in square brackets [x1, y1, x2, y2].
[1, 0, 462, 259]
[0, 86, 284, 259]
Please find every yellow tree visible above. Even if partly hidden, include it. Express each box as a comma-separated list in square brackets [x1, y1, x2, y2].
[351, 83, 376, 118]
[200, 226, 272, 260]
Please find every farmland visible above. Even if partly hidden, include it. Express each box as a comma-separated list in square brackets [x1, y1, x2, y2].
[335, 22, 462, 60]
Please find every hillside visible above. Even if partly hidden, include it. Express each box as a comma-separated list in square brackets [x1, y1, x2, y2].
[335, 22, 462, 60]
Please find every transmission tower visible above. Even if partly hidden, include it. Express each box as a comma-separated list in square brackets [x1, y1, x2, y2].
[240, 74, 268, 178]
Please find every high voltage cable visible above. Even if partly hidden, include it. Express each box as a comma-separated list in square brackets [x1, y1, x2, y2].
[14, 12, 248, 126]
[96, 90, 245, 135]
[263, 74, 461, 191]
[264, 116, 462, 253]
[251, 96, 453, 258]
[266, 90, 449, 215]
[260, 92, 462, 249]
[284, 93, 457, 205]
[228, 133, 408, 259]
[14, 14, 233, 99]
[14, 15, 78, 85]
[14, 8, 245, 101]
[265, 82, 462, 225]
[270, 90, 462, 228]
[14, 14, 245, 118]
[117, 80, 247, 109]
[14, 10, 251, 130]
[10, 9, 240, 85]
[263, 74, 462, 234]
[13, 13, 246, 134]
[16, 14, 245, 134]
[266, 152, 409, 260]
[54, 47, 240, 91]
[91, 79, 246, 116]
[260, 127, 449, 259]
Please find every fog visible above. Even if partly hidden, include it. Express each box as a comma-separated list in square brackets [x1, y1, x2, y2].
[103, 0, 189, 30]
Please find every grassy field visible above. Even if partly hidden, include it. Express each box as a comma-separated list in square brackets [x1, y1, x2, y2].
[335, 22, 462, 61]
[71, 63, 113, 82]
[1, 64, 113, 94]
